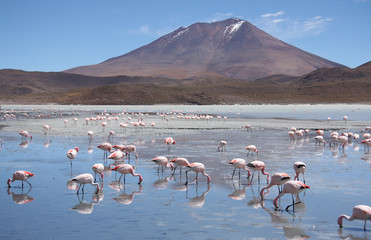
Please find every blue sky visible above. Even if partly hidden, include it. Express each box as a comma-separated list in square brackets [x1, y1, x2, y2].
[1, 0, 370, 72]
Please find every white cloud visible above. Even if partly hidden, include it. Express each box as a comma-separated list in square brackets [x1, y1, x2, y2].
[254, 12, 334, 40]
[129, 24, 152, 35]
[261, 11, 285, 18]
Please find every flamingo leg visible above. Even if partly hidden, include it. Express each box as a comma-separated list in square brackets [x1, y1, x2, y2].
[238, 168, 241, 180]
[185, 170, 190, 185]
[364, 220, 367, 231]
[77, 184, 82, 195]
[26, 180, 32, 189]
[231, 169, 236, 180]
[118, 174, 123, 182]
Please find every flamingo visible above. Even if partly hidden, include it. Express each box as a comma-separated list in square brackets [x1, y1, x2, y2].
[185, 162, 211, 185]
[69, 173, 100, 195]
[19, 131, 32, 140]
[97, 142, 113, 158]
[228, 158, 251, 180]
[260, 173, 291, 200]
[123, 145, 138, 160]
[314, 136, 326, 145]
[273, 180, 310, 211]
[0, 138, 3, 151]
[7, 170, 35, 188]
[288, 131, 295, 141]
[64, 119, 68, 128]
[43, 125, 51, 136]
[164, 137, 176, 152]
[108, 150, 125, 162]
[87, 131, 94, 141]
[111, 164, 143, 184]
[92, 163, 104, 181]
[246, 145, 259, 156]
[67, 147, 79, 166]
[293, 161, 306, 183]
[343, 115, 348, 122]
[108, 131, 114, 142]
[171, 157, 190, 174]
[337, 205, 371, 231]
[247, 160, 270, 184]
[73, 117, 78, 124]
[337, 135, 349, 150]
[218, 141, 227, 152]
[151, 156, 174, 173]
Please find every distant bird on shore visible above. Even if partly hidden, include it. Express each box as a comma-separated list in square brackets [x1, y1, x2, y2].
[218, 141, 227, 152]
[314, 136, 326, 145]
[69, 173, 100, 195]
[7, 170, 35, 189]
[87, 130, 94, 141]
[273, 180, 310, 211]
[164, 137, 176, 152]
[19, 131, 32, 140]
[111, 164, 143, 184]
[43, 125, 51, 136]
[185, 162, 211, 185]
[337, 205, 371, 231]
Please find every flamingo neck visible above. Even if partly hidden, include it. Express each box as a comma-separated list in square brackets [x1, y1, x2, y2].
[261, 169, 270, 182]
[244, 167, 251, 177]
[337, 214, 353, 227]
[7, 178, 12, 187]
[260, 186, 270, 199]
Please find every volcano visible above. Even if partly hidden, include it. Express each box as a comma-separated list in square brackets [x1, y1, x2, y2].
[65, 18, 345, 80]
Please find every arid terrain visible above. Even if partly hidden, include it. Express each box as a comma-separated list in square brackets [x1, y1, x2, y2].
[0, 61, 370, 105]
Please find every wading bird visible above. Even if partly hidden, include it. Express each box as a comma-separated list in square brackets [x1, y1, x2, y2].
[273, 180, 310, 211]
[228, 158, 251, 180]
[260, 172, 291, 200]
[69, 173, 100, 195]
[185, 162, 211, 185]
[111, 164, 143, 184]
[7, 170, 35, 189]
[337, 205, 371, 231]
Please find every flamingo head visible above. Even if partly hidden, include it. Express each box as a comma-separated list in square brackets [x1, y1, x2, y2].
[337, 215, 344, 228]
[29, 135, 33, 140]
[169, 163, 175, 171]
[138, 175, 143, 184]
[100, 173, 104, 179]
[172, 141, 176, 145]
[170, 158, 177, 163]
[7, 178, 11, 188]
[228, 159, 236, 164]
[74, 147, 79, 152]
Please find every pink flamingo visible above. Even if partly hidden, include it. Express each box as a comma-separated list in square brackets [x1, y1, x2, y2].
[123, 145, 138, 160]
[67, 147, 79, 166]
[7, 170, 35, 188]
[185, 162, 211, 185]
[43, 125, 51, 136]
[228, 158, 251, 180]
[0, 138, 3, 151]
[111, 164, 143, 184]
[92, 163, 104, 181]
[151, 156, 174, 173]
[288, 131, 295, 141]
[171, 157, 190, 174]
[293, 161, 306, 183]
[337, 205, 371, 231]
[273, 180, 310, 211]
[108, 150, 125, 162]
[218, 141, 227, 152]
[108, 131, 114, 142]
[19, 131, 32, 140]
[245, 145, 259, 156]
[97, 142, 113, 158]
[314, 136, 326, 145]
[247, 160, 270, 183]
[164, 137, 175, 152]
[260, 172, 291, 200]
[69, 173, 100, 195]
[87, 131, 94, 141]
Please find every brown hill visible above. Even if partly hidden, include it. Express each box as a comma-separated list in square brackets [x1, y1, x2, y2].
[65, 18, 345, 81]
[0, 61, 370, 105]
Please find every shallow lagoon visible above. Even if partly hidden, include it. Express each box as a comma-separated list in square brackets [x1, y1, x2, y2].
[0, 104, 371, 239]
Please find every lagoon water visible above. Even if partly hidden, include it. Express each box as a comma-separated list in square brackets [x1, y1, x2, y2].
[0, 104, 371, 239]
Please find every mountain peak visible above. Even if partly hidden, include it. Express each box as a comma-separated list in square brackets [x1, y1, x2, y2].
[65, 18, 345, 80]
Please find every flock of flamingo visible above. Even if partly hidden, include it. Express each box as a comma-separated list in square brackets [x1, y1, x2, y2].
[3, 110, 371, 232]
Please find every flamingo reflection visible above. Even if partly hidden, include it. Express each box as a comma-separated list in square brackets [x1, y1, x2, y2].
[153, 174, 174, 189]
[228, 182, 249, 201]
[260, 201, 310, 239]
[113, 185, 143, 205]
[7, 188, 34, 205]
[186, 184, 210, 208]
[70, 192, 103, 215]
